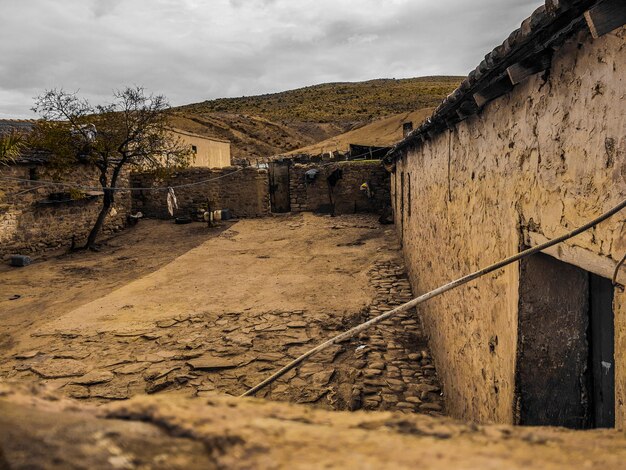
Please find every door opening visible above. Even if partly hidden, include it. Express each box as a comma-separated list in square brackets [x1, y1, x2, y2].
[268, 162, 291, 213]
[516, 253, 615, 429]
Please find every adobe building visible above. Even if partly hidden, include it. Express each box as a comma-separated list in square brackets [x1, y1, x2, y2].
[169, 128, 231, 168]
[384, 0, 626, 428]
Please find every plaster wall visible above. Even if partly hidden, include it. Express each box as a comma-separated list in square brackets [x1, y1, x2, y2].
[392, 27, 626, 425]
[172, 130, 231, 168]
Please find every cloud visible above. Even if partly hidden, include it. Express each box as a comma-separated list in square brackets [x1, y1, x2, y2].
[0, 0, 543, 118]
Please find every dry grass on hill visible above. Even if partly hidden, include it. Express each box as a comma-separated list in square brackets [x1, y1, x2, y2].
[169, 77, 462, 161]
[286, 107, 435, 156]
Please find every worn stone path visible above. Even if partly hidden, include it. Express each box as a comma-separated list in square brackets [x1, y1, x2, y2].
[355, 260, 444, 414]
[0, 215, 443, 415]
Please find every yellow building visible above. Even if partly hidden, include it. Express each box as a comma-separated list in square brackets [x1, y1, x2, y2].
[170, 128, 231, 168]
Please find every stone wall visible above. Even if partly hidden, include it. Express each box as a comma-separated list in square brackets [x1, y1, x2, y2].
[289, 161, 390, 214]
[0, 164, 130, 258]
[392, 27, 626, 426]
[131, 166, 270, 219]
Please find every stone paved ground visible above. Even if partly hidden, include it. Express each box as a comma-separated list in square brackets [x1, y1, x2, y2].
[0, 215, 443, 415]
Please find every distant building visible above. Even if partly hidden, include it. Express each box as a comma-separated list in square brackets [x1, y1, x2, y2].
[169, 128, 231, 168]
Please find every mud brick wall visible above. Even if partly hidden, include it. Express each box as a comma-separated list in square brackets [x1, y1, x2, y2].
[0, 164, 130, 259]
[131, 166, 269, 219]
[391, 27, 626, 426]
[289, 161, 390, 214]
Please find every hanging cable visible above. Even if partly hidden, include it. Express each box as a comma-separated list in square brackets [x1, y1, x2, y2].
[0, 167, 246, 193]
[241, 197, 626, 397]
[0, 147, 383, 195]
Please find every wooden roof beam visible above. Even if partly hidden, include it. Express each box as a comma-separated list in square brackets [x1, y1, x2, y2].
[473, 74, 514, 108]
[585, 0, 626, 38]
[507, 50, 554, 85]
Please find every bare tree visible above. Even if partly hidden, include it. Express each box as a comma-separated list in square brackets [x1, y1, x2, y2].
[32, 86, 192, 249]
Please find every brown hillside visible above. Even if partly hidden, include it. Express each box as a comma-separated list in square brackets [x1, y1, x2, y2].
[170, 76, 463, 162]
[286, 107, 435, 156]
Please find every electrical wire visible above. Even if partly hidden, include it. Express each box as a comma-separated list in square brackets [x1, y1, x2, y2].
[0, 147, 383, 194]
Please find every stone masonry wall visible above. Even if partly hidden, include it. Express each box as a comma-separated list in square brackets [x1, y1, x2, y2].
[131, 166, 269, 219]
[0, 164, 130, 258]
[289, 161, 390, 214]
[392, 27, 626, 426]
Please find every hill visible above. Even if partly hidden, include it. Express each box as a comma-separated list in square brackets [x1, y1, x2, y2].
[170, 76, 463, 162]
[285, 107, 435, 156]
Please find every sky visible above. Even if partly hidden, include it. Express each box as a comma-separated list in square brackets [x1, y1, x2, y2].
[0, 0, 542, 118]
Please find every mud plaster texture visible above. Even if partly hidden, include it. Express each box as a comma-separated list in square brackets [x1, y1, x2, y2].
[3, 383, 626, 470]
[392, 27, 626, 425]
[289, 160, 390, 214]
[0, 164, 130, 259]
[131, 166, 270, 219]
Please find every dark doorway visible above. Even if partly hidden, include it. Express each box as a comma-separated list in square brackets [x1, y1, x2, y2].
[268, 162, 291, 213]
[516, 253, 615, 429]
[589, 273, 615, 428]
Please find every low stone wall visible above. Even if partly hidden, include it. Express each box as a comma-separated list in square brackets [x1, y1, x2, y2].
[0, 164, 130, 258]
[289, 161, 390, 214]
[131, 166, 270, 219]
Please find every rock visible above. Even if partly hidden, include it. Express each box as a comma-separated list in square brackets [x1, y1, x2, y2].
[114, 362, 151, 375]
[143, 366, 181, 381]
[146, 378, 175, 394]
[135, 354, 166, 363]
[287, 321, 307, 328]
[66, 385, 90, 399]
[414, 384, 441, 394]
[186, 355, 240, 371]
[71, 370, 115, 385]
[256, 352, 285, 362]
[282, 333, 310, 346]
[382, 394, 400, 403]
[30, 360, 88, 379]
[311, 369, 335, 387]
[364, 370, 382, 379]
[53, 351, 91, 360]
[15, 350, 41, 360]
[405, 396, 423, 404]
[90, 383, 130, 400]
[384, 378, 404, 386]
[419, 403, 443, 412]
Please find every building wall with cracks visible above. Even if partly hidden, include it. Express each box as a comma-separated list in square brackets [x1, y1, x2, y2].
[391, 26, 626, 426]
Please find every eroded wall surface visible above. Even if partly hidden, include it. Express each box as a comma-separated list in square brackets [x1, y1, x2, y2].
[392, 27, 626, 425]
[132, 167, 270, 219]
[0, 165, 130, 258]
[290, 161, 390, 214]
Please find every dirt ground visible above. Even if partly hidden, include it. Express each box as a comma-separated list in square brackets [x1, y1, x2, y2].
[3, 383, 626, 470]
[2, 214, 626, 469]
[0, 213, 444, 412]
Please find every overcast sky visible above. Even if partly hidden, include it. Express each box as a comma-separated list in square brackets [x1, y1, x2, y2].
[0, 0, 542, 118]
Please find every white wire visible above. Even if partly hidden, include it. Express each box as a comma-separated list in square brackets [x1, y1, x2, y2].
[0, 147, 385, 194]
